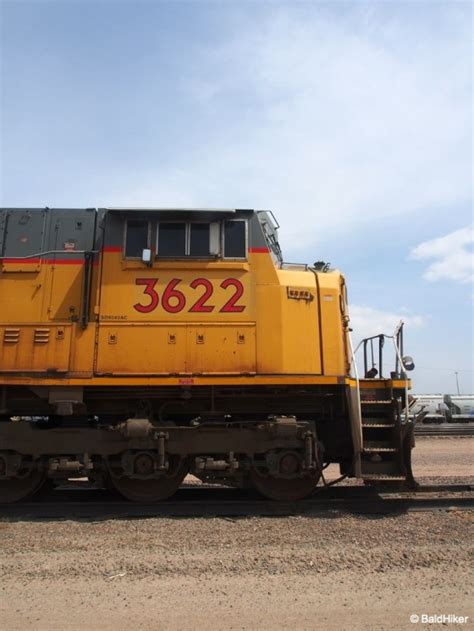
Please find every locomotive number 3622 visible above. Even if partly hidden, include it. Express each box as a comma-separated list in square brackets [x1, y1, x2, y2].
[133, 277, 245, 314]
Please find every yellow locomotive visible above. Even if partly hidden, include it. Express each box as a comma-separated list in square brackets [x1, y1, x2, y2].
[0, 207, 415, 502]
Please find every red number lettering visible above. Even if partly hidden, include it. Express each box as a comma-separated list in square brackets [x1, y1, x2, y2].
[189, 278, 215, 312]
[134, 278, 159, 313]
[162, 278, 186, 313]
[220, 278, 245, 312]
[133, 278, 245, 315]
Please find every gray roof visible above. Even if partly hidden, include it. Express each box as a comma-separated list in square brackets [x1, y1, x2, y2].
[105, 207, 253, 213]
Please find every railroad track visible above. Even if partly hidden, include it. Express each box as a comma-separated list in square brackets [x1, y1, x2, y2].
[1, 484, 472, 519]
[415, 423, 474, 437]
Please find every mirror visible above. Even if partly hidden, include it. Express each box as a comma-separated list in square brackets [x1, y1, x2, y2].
[141, 248, 152, 264]
[402, 355, 415, 371]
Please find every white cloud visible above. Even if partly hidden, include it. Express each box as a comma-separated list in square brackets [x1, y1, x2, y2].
[349, 304, 424, 346]
[409, 226, 474, 284]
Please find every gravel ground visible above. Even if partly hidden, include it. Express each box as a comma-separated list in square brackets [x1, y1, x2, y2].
[412, 436, 473, 478]
[0, 437, 472, 630]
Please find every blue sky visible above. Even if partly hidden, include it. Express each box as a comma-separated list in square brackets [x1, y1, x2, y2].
[1, 0, 472, 393]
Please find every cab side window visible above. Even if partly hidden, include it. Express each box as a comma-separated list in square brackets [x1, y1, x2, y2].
[157, 223, 186, 257]
[124, 218, 248, 260]
[224, 220, 246, 258]
[189, 223, 210, 256]
[157, 222, 214, 258]
[125, 220, 149, 258]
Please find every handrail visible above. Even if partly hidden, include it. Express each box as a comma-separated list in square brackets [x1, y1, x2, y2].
[347, 328, 362, 442]
[266, 210, 280, 230]
[0, 249, 97, 330]
[0, 250, 99, 260]
[348, 330, 361, 390]
[354, 322, 406, 380]
[353, 321, 411, 424]
[391, 329, 410, 425]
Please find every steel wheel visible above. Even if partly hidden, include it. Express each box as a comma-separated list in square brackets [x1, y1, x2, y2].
[249, 469, 320, 501]
[0, 469, 47, 504]
[110, 460, 187, 502]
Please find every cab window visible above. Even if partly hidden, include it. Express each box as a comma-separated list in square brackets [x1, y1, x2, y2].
[157, 222, 213, 258]
[224, 220, 246, 258]
[157, 223, 186, 257]
[125, 220, 149, 258]
[129, 218, 248, 260]
[190, 223, 210, 256]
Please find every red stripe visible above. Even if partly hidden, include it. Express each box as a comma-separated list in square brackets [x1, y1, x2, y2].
[248, 247, 269, 253]
[102, 246, 122, 253]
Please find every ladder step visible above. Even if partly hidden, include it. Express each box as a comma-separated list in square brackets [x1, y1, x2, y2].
[360, 461, 403, 475]
[362, 423, 396, 428]
[361, 475, 406, 481]
[363, 447, 398, 453]
[361, 400, 392, 404]
[363, 441, 398, 453]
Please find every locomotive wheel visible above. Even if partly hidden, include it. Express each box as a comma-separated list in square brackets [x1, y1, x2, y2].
[249, 469, 320, 501]
[110, 460, 188, 502]
[0, 470, 47, 504]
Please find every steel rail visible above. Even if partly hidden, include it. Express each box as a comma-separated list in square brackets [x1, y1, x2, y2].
[1, 485, 472, 519]
[415, 423, 474, 437]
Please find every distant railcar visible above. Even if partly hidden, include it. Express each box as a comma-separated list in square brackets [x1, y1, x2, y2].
[412, 394, 474, 423]
[449, 396, 474, 421]
[0, 207, 415, 502]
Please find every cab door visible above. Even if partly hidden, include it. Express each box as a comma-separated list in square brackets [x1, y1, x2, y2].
[47, 209, 97, 321]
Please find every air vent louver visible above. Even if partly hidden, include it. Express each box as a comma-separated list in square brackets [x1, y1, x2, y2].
[3, 328, 20, 344]
[34, 328, 50, 344]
